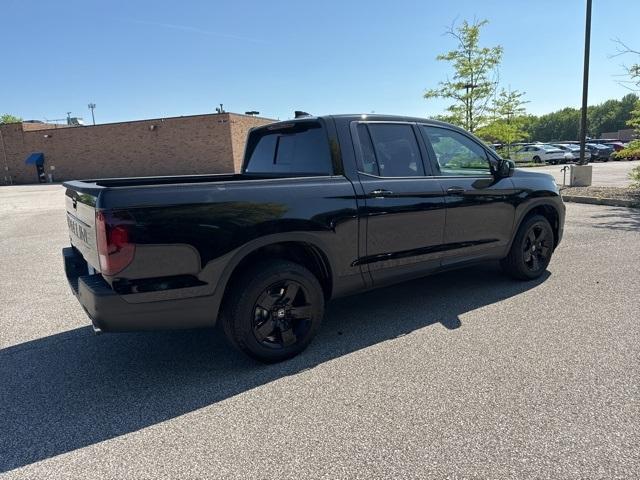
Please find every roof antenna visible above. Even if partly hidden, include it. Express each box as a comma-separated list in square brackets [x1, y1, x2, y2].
[294, 111, 311, 118]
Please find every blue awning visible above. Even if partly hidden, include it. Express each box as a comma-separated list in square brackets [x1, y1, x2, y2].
[24, 152, 44, 166]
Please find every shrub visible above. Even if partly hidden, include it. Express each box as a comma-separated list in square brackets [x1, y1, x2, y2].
[630, 165, 640, 187]
[615, 139, 640, 160]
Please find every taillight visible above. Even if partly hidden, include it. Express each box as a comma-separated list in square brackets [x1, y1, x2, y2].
[96, 210, 135, 275]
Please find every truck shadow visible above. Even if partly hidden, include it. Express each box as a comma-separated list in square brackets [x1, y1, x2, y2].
[0, 263, 549, 473]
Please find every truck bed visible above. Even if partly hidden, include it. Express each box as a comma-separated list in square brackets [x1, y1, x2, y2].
[63, 173, 257, 192]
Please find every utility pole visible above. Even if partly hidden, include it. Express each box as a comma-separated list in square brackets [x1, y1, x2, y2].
[88, 103, 96, 125]
[578, 0, 592, 165]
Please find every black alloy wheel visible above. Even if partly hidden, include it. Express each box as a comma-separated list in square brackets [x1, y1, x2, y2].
[252, 280, 313, 349]
[501, 214, 554, 280]
[521, 222, 552, 273]
[221, 260, 324, 363]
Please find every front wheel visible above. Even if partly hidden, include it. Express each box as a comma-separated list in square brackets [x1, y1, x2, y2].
[501, 215, 554, 280]
[532, 156, 541, 164]
[220, 260, 324, 363]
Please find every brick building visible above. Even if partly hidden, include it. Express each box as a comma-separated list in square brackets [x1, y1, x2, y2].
[601, 128, 637, 142]
[0, 112, 274, 185]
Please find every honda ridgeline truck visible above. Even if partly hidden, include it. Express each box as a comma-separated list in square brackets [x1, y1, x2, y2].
[63, 114, 565, 362]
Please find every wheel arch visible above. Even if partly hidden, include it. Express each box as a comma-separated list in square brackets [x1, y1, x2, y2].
[225, 240, 333, 299]
[200, 232, 339, 328]
[513, 202, 561, 249]
[207, 234, 334, 323]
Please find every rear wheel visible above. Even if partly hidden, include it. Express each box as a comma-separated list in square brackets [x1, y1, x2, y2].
[532, 156, 541, 164]
[501, 215, 554, 280]
[221, 260, 324, 363]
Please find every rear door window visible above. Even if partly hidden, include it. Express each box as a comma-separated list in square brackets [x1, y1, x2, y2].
[245, 122, 333, 175]
[356, 123, 425, 177]
[355, 123, 380, 176]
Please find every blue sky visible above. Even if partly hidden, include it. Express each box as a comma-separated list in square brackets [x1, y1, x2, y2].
[2, 0, 639, 123]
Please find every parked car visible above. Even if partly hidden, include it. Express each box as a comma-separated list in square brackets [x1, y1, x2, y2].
[63, 114, 565, 362]
[552, 144, 591, 162]
[512, 144, 567, 164]
[585, 143, 614, 162]
[591, 139, 626, 152]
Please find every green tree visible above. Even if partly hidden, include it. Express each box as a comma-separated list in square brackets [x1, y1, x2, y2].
[588, 100, 620, 137]
[0, 114, 22, 124]
[615, 41, 640, 135]
[618, 93, 639, 127]
[587, 94, 639, 136]
[527, 108, 581, 142]
[612, 39, 640, 90]
[424, 19, 503, 133]
[609, 40, 640, 163]
[476, 88, 529, 156]
[615, 98, 640, 162]
[628, 101, 640, 132]
[519, 95, 639, 142]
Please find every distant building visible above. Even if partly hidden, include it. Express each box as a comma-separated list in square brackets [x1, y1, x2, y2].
[601, 129, 637, 142]
[0, 112, 274, 184]
[21, 120, 70, 131]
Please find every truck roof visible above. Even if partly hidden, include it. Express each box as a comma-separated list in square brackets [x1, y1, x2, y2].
[263, 114, 458, 129]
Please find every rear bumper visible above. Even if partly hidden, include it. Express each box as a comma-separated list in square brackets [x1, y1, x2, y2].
[63, 247, 214, 332]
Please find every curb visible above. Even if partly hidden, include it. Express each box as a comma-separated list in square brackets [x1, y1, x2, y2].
[561, 195, 640, 208]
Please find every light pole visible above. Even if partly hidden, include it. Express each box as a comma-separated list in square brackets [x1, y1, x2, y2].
[578, 0, 592, 165]
[88, 103, 96, 125]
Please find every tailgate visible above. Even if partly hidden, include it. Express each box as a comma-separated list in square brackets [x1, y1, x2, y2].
[65, 187, 100, 271]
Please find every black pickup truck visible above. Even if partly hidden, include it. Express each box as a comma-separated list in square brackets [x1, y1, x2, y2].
[63, 114, 565, 362]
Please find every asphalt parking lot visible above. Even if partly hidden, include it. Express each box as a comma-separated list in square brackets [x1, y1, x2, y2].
[535, 159, 640, 187]
[1, 184, 639, 479]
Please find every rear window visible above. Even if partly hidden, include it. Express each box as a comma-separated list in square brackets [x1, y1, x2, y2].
[244, 122, 333, 175]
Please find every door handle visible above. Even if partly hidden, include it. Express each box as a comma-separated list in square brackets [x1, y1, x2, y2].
[446, 186, 465, 195]
[369, 189, 393, 198]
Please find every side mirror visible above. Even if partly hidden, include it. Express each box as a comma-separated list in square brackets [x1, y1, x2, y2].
[496, 159, 515, 178]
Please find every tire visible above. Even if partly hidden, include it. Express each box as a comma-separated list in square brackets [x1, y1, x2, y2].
[501, 214, 554, 280]
[532, 156, 541, 164]
[220, 260, 324, 363]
